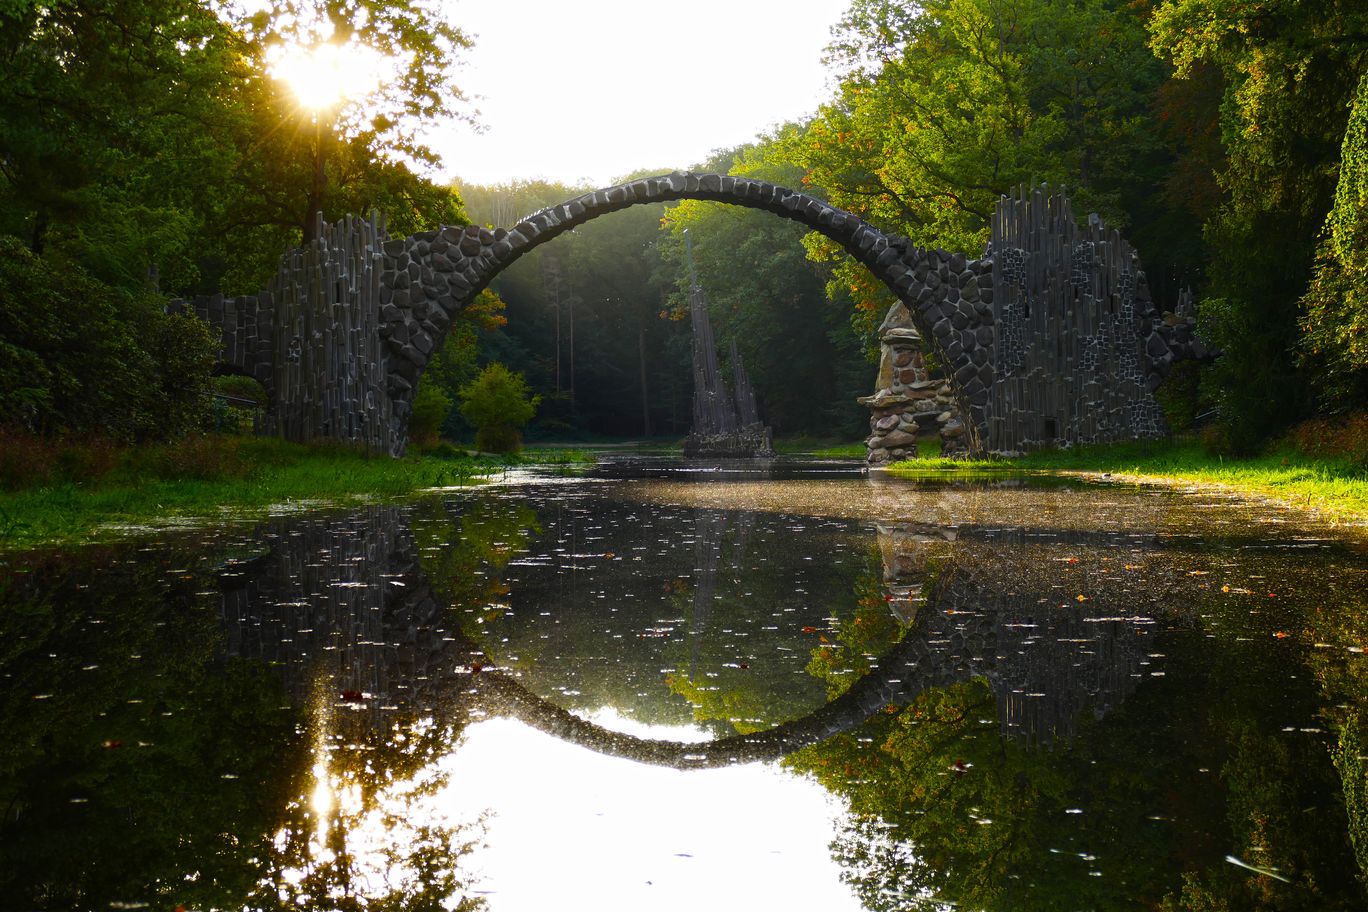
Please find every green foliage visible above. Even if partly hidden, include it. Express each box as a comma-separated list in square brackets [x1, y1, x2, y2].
[419, 289, 504, 440]
[409, 381, 453, 448]
[456, 177, 689, 440]
[1157, 359, 1205, 432]
[0, 547, 304, 908]
[0, 0, 474, 295]
[0, 236, 216, 441]
[1148, 0, 1368, 443]
[473, 424, 521, 454]
[804, 570, 909, 699]
[782, 0, 1166, 314]
[659, 143, 871, 438]
[1283, 413, 1368, 470]
[1299, 71, 1368, 411]
[458, 363, 540, 454]
[0, 437, 498, 548]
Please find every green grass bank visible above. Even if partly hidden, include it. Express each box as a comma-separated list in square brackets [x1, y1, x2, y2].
[0, 436, 593, 550]
[885, 437, 1368, 526]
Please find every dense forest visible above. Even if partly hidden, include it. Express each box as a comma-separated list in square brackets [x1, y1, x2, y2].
[1, 0, 1365, 450]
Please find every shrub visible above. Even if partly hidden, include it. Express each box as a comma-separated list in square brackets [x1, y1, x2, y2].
[409, 381, 453, 448]
[1285, 413, 1368, 469]
[0, 427, 56, 489]
[0, 428, 123, 489]
[0, 236, 217, 441]
[211, 375, 266, 434]
[131, 435, 249, 481]
[474, 424, 522, 454]
[458, 363, 539, 455]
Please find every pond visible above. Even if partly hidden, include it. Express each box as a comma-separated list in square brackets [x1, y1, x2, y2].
[2, 457, 1367, 910]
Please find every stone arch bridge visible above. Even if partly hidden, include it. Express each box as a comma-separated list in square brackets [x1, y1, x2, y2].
[176, 174, 1207, 457]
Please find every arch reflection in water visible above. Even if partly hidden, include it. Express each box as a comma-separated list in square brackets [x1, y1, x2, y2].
[203, 472, 1368, 912]
[207, 491, 1169, 906]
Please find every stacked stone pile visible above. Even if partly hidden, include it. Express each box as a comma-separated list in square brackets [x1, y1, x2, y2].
[860, 302, 968, 464]
[1151, 286, 1214, 372]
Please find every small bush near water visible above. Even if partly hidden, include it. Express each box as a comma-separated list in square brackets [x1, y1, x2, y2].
[1284, 413, 1368, 469]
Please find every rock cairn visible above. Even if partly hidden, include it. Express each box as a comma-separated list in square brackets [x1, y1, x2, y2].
[860, 302, 967, 463]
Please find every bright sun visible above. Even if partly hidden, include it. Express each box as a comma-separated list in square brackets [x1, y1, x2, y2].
[268, 40, 386, 113]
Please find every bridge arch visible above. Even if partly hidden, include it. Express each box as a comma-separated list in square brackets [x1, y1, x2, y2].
[180, 176, 1201, 456]
[379, 173, 993, 453]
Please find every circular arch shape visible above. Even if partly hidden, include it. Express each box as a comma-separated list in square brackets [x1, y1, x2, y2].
[380, 173, 998, 453]
[453, 605, 985, 770]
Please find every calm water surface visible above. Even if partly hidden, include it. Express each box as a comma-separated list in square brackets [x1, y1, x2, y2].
[2, 457, 1367, 911]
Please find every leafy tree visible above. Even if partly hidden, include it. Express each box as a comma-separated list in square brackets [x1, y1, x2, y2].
[457, 176, 690, 440]
[783, 0, 1168, 315]
[1298, 70, 1368, 412]
[0, 235, 217, 440]
[0, 0, 248, 290]
[418, 288, 508, 440]
[408, 381, 453, 448]
[660, 142, 872, 438]
[458, 362, 540, 453]
[1148, 0, 1368, 448]
[0, 0, 476, 296]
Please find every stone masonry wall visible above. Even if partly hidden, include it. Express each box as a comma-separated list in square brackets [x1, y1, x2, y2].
[181, 174, 1207, 458]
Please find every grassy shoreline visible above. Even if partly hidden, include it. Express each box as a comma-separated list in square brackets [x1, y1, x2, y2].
[884, 438, 1368, 527]
[5, 434, 1365, 549]
[0, 437, 595, 550]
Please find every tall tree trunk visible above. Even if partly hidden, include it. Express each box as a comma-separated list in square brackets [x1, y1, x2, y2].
[639, 326, 652, 437]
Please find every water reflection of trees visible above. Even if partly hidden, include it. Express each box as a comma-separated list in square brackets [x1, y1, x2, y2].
[0, 543, 299, 909]
[0, 502, 510, 911]
[788, 520, 1368, 912]
[8, 486, 1368, 912]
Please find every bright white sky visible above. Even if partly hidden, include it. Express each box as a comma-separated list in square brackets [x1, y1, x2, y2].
[429, 0, 853, 188]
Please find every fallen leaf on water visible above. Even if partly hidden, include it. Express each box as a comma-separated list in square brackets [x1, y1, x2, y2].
[802, 626, 818, 634]
[1076, 594, 1088, 602]
[1222, 585, 1231, 593]
[1273, 631, 1289, 639]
